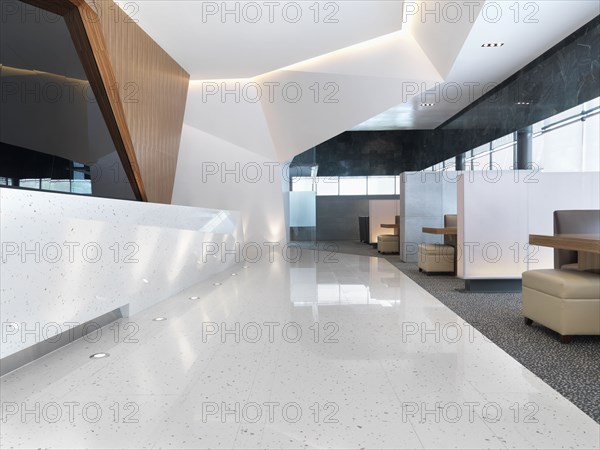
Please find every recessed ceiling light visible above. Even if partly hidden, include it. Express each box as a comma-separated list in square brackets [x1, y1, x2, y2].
[420, 103, 435, 107]
[89, 352, 109, 359]
[153, 317, 167, 321]
[516, 101, 531, 105]
[142, 278, 150, 284]
[231, 273, 238, 276]
[189, 296, 200, 300]
[481, 42, 504, 48]
[242, 265, 248, 269]
[213, 282, 222, 286]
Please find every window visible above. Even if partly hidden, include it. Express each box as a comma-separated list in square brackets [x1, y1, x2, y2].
[290, 177, 314, 192]
[339, 177, 367, 195]
[316, 176, 339, 196]
[367, 176, 396, 195]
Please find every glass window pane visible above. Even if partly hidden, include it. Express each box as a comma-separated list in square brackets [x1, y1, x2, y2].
[19, 179, 40, 189]
[291, 177, 314, 192]
[289, 191, 316, 227]
[492, 144, 514, 171]
[316, 176, 339, 196]
[41, 179, 71, 193]
[533, 120, 583, 171]
[367, 176, 395, 195]
[491, 133, 514, 150]
[0, 1, 136, 200]
[583, 112, 600, 171]
[339, 177, 367, 195]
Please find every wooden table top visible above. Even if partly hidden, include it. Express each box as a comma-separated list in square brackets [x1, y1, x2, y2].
[422, 226, 457, 235]
[529, 234, 600, 254]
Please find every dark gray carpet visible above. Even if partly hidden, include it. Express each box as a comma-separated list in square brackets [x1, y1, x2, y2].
[294, 240, 600, 424]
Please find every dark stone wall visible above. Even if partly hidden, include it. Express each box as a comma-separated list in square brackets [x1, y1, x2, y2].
[315, 195, 397, 240]
[316, 196, 369, 240]
[292, 16, 600, 176]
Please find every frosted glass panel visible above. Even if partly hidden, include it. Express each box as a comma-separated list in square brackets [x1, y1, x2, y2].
[316, 176, 338, 195]
[583, 113, 600, 171]
[291, 177, 314, 192]
[533, 121, 583, 171]
[289, 191, 316, 227]
[367, 176, 395, 195]
[492, 133, 514, 149]
[339, 177, 367, 195]
[493, 144, 514, 170]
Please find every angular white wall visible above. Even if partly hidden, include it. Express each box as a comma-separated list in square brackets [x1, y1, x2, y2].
[0, 188, 240, 359]
[171, 124, 287, 245]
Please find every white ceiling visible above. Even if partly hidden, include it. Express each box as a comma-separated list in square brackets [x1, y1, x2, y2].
[117, 1, 600, 159]
[116, 0, 405, 79]
[353, 0, 600, 130]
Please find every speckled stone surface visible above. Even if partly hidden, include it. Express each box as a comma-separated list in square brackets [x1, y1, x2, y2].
[0, 187, 241, 358]
[301, 240, 600, 424]
[1, 249, 598, 449]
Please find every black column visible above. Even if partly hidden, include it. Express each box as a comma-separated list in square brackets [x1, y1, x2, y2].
[455, 153, 465, 171]
[515, 126, 533, 169]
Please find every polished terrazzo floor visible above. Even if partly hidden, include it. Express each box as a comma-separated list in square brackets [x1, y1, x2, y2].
[298, 240, 600, 423]
[1, 250, 598, 449]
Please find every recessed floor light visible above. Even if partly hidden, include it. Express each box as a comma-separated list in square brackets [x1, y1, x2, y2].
[420, 103, 435, 107]
[482, 42, 504, 47]
[89, 352, 109, 359]
[516, 101, 531, 105]
[189, 296, 200, 300]
[242, 265, 248, 269]
[231, 273, 238, 276]
[213, 282, 222, 286]
[153, 317, 167, 321]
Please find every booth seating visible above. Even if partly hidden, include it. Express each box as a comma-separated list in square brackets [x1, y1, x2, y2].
[418, 214, 456, 274]
[377, 215, 400, 254]
[522, 210, 600, 343]
[377, 234, 399, 254]
[522, 269, 600, 343]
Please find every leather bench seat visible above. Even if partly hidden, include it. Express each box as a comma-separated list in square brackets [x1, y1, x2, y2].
[418, 243, 454, 273]
[418, 243, 455, 255]
[522, 269, 600, 299]
[522, 269, 600, 341]
[377, 235, 399, 254]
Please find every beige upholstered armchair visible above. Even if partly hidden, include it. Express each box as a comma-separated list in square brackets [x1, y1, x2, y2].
[522, 210, 600, 343]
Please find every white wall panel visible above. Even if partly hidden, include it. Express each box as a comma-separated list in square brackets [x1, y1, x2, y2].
[369, 199, 399, 244]
[458, 171, 600, 279]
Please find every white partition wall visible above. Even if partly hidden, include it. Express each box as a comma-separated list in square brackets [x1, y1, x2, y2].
[400, 171, 458, 262]
[457, 171, 600, 279]
[368, 199, 399, 243]
[0, 188, 241, 359]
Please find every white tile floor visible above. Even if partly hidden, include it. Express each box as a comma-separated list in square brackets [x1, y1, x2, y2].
[1, 251, 598, 449]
